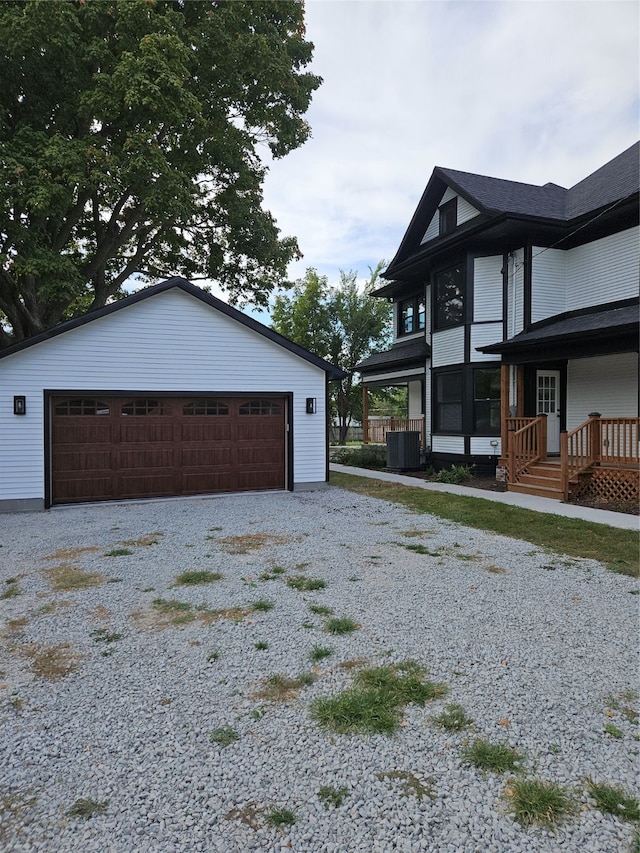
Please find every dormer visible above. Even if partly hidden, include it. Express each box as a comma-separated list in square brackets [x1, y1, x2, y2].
[420, 187, 481, 245]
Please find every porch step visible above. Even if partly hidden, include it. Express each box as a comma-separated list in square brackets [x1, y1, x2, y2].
[508, 482, 564, 500]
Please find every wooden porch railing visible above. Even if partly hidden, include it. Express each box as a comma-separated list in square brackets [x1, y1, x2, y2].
[363, 417, 425, 447]
[506, 416, 547, 483]
[561, 416, 640, 499]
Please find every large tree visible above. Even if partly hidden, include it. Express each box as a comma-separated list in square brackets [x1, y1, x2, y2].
[0, 0, 321, 345]
[271, 263, 392, 443]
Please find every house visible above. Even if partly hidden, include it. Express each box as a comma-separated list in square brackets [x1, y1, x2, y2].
[0, 277, 345, 512]
[358, 143, 639, 500]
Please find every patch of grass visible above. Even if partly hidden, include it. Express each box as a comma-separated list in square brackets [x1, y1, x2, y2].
[287, 575, 327, 591]
[254, 641, 269, 651]
[251, 599, 275, 612]
[210, 726, 240, 748]
[318, 785, 349, 808]
[207, 650, 219, 662]
[22, 643, 81, 680]
[606, 690, 639, 724]
[67, 797, 108, 819]
[0, 580, 19, 600]
[265, 807, 296, 827]
[103, 548, 133, 557]
[506, 777, 574, 827]
[433, 702, 474, 731]
[331, 471, 639, 577]
[216, 533, 292, 554]
[256, 672, 317, 701]
[604, 722, 624, 739]
[309, 603, 333, 616]
[403, 543, 441, 556]
[462, 738, 524, 773]
[45, 562, 105, 591]
[325, 616, 359, 635]
[174, 570, 223, 586]
[309, 645, 333, 663]
[587, 779, 639, 822]
[152, 598, 195, 625]
[310, 662, 447, 735]
[377, 770, 435, 800]
[91, 628, 123, 644]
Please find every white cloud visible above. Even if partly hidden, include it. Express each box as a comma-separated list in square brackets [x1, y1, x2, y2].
[261, 0, 639, 294]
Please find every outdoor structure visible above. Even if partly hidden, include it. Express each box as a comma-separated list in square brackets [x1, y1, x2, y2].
[0, 277, 345, 512]
[358, 142, 639, 500]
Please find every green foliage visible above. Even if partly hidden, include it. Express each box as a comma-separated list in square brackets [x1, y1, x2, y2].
[286, 575, 326, 591]
[325, 617, 359, 635]
[174, 570, 222, 586]
[433, 702, 474, 731]
[251, 599, 275, 612]
[309, 645, 333, 663]
[330, 445, 387, 469]
[462, 739, 524, 773]
[210, 726, 240, 748]
[67, 798, 109, 819]
[265, 807, 296, 827]
[0, 0, 321, 344]
[507, 777, 574, 827]
[318, 785, 349, 808]
[587, 779, 639, 822]
[434, 464, 475, 484]
[272, 264, 392, 443]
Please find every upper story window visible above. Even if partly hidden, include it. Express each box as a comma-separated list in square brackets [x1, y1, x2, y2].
[439, 198, 457, 236]
[398, 295, 426, 337]
[434, 264, 465, 329]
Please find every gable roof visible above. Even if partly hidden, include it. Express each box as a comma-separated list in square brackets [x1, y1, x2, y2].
[356, 337, 430, 374]
[0, 277, 347, 380]
[382, 142, 639, 282]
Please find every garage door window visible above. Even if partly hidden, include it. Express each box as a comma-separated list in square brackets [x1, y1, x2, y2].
[121, 399, 170, 416]
[183, 399, 229, 415]
[54, 399, 110, 415]
[239, 399, 282, 415]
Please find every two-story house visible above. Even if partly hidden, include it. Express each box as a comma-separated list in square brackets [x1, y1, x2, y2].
[358, 142, 639, 501]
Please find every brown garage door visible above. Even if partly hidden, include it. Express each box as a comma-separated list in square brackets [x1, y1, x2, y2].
[50, 396, 286, 505]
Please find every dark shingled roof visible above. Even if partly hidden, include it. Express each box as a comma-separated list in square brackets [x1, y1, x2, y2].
[479, 299, 639, 355]
[356, 337, 430, 373]
[437, 141, 639, 221]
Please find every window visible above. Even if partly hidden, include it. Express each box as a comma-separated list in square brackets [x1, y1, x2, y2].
[434, 264, 464, 329]
[183, 399, 229, 416]
[121, 399, 170, 416]
[398, 295, 426, 336]
[239, 399, 282, 415]
[439, 198, 457, 236]
[435, 371, 462, 432]
[473, 369, 501, 434]
[54, 399, 110, 416]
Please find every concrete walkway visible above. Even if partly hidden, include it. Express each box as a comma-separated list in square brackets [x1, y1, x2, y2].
[330, 463, 639, 531]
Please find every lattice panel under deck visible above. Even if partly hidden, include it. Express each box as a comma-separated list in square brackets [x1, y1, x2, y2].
[582, 468, 639, 504]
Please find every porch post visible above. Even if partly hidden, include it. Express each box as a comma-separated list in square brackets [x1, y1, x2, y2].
[362, 386, 369, 444]
[516, 365, 525, 416]
[560, 431, 569, 500]
[589, 413, 601, 464]
[500, 364, 510, 459]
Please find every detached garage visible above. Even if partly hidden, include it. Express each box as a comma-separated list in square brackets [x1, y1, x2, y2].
[0, 277, 345, 512]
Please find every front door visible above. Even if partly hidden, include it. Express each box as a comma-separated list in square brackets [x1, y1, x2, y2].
[536, 370, 561, 454]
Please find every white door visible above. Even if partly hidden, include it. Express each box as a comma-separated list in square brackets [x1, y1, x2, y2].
[536, 370, 561, 454]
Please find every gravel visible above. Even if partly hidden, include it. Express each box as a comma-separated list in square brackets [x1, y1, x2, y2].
[0, 487, 637, 853]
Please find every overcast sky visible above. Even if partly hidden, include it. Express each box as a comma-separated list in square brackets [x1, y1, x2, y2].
[252, 0, 638, 314]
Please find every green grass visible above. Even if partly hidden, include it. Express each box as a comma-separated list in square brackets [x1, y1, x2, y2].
[331, 471, 639, 576]
[287, 575, 327, 591]
[309, 645, 333, 663]
[67, 797, 109, 819]
[257, 672, 317, 701]
[265, 807, 296, 827]
[507, 777, 574, 827]
[174, 570, 223, 586]
[325, 616, 359, 635]
[587, 779, 639, 822]
[318, 785, 349, 808]
[310, 662, 447, 735]
[103, 548, 133, 557]
[433, 702, 474, 731]
[604, 722, 624, 739]
[309, 603, 333, 616]
[254, 641, 269, 651]
[462, 738, 524, 773]
[210, 726, 240, 748]
[251, 599, 275, 612]
[0, 578, 19, 599]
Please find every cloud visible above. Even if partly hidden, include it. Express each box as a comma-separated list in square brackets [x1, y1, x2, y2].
[261, 0, 639, 292]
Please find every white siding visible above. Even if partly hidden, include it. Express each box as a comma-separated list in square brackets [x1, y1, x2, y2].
[424, 370, 432, 448]
[470, 437, 502, 455]
[432, 436, 465, 454]
[424, 284, 431, 331]
[470, 323, 503, 362]
[432, 327, 465, 367]
[0, 289, 329, 502]
[566, 227, 639, 311]
[421, 188, 480, 244]
[473, 256, 503, 322]
[531, 248, 566, 322]
[408, 380, 423, 417]
[508, 249, 525, 335]
[566, 352, 639, 430]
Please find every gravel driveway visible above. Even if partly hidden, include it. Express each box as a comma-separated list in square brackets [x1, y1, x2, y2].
[0, 488, 638, 853]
